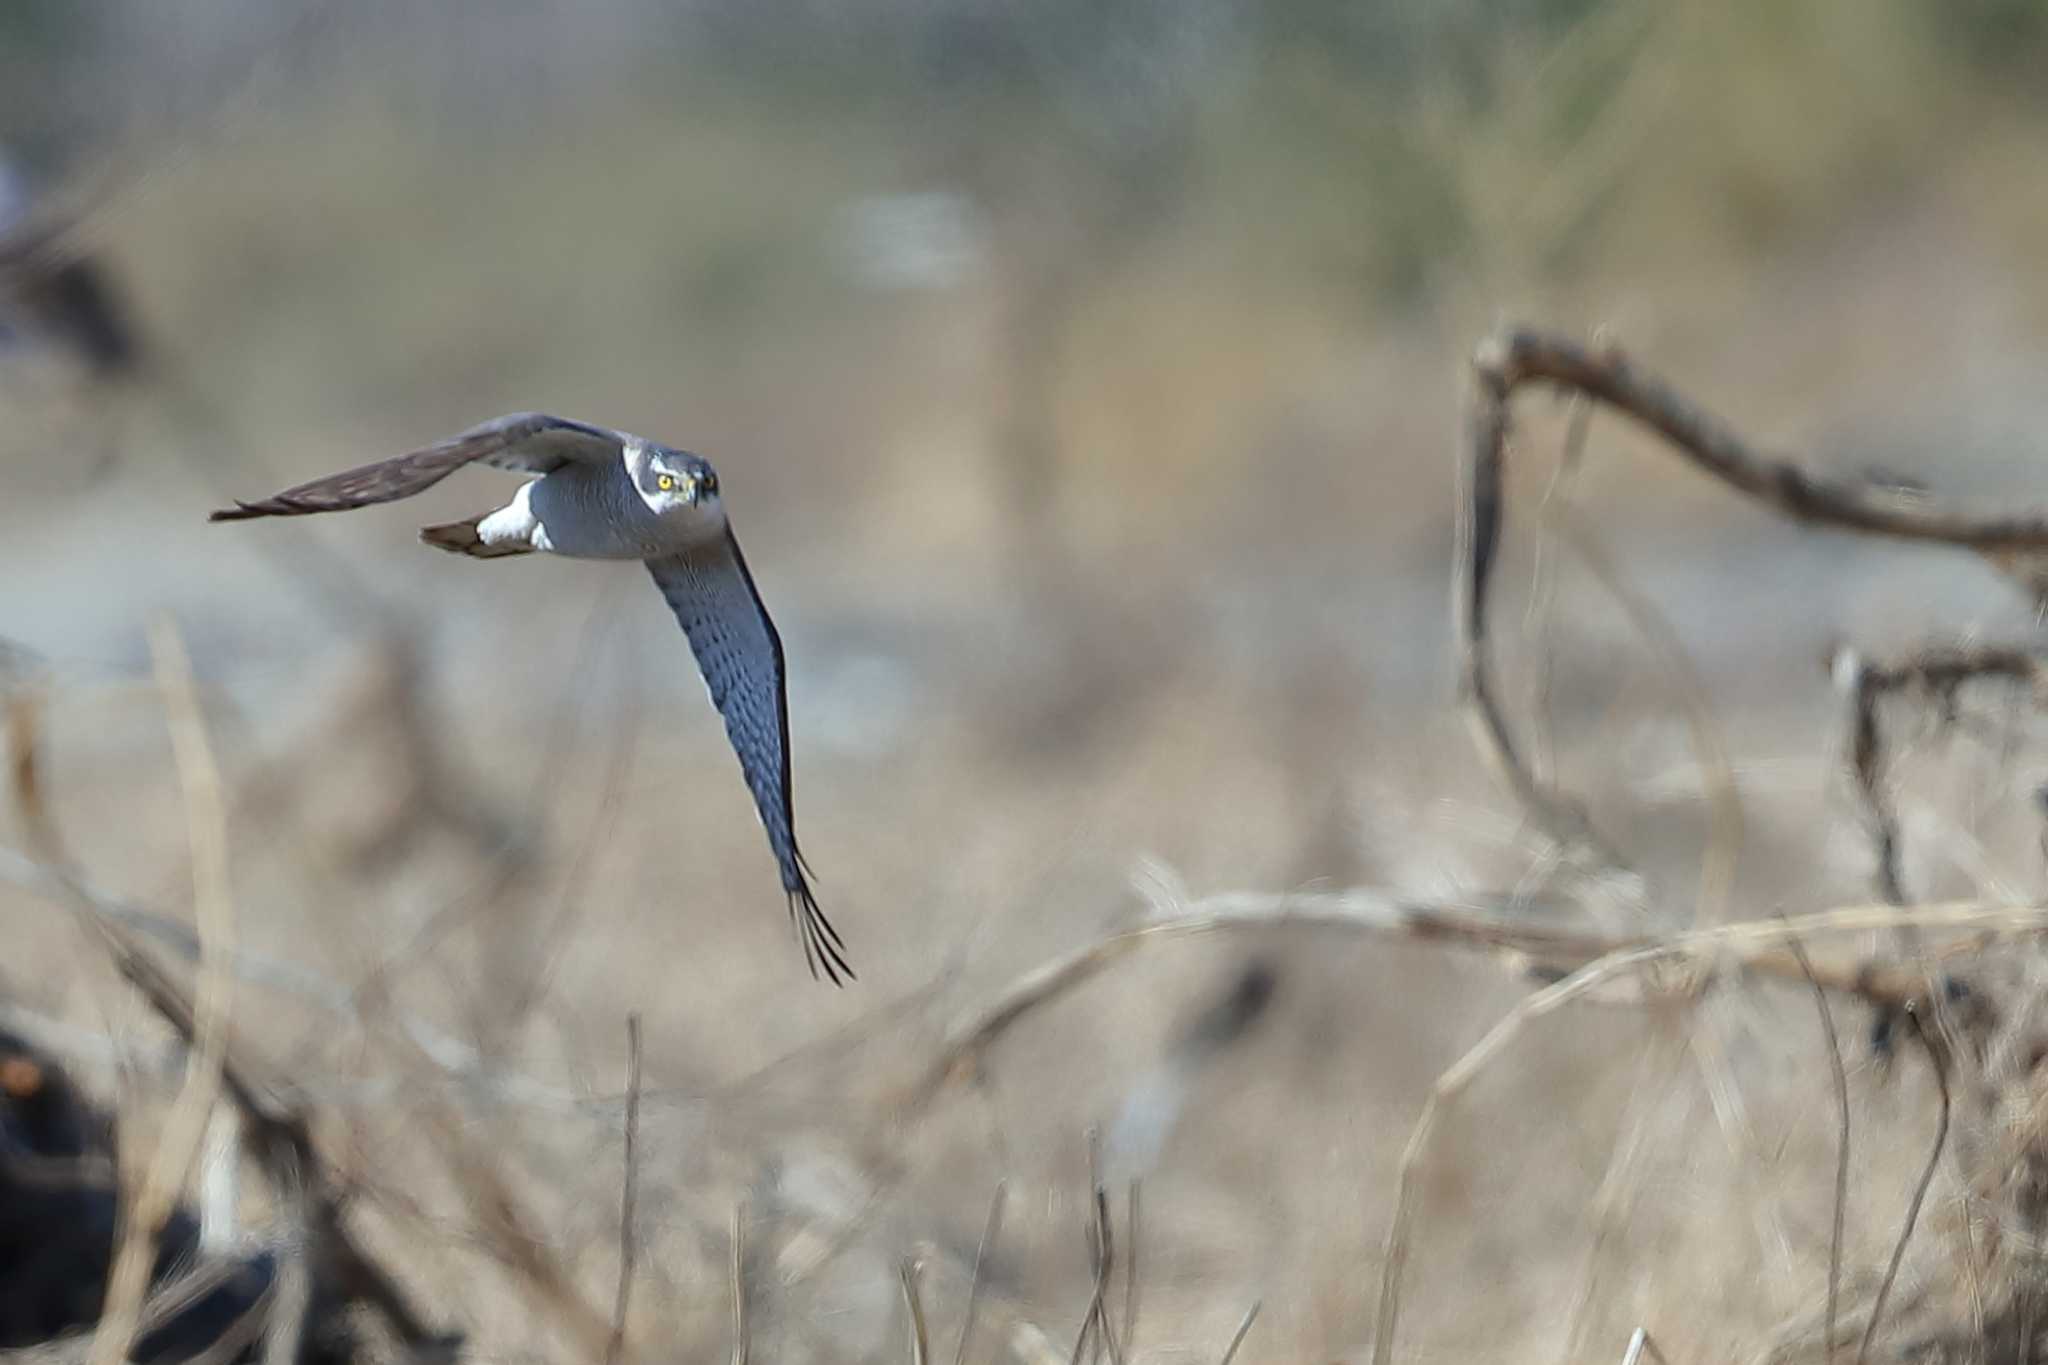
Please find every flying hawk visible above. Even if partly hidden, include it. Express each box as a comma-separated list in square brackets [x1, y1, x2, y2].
[212, 412, 851, 983]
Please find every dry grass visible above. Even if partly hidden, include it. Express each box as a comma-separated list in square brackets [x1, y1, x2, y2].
[9, 6, 2048, 1363]
[13, 316, 2048, 1360]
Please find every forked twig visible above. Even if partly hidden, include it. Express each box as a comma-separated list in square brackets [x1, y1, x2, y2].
[1461, 323, 2048, 881]
[1837, 643, 2045, 910]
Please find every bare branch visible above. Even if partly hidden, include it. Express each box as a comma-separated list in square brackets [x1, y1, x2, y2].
[6, 652, 454, 1356]
[1458, 322, 2048, 883]
[911, 888, 2017, 1120]
[1370, 902, 2048, 1365]
[0, 845, 590, 1114]
[1457, 367, 1631, 872]
[1473, 327, 2048, 548]
[1835, 643, 2046, 909]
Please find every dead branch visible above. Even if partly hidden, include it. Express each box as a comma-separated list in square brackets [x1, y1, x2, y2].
[1369, 901, 2048, 1365]
[1831, 642, 2048, 1052]
[6, 652, 455, 1358]
[1832, 642, 2047, 908]
[1459, 323, 2048, 881]
[1458, 366, 1631, 872]
[0, 846, 589, 1115]
[1473, 327, 2048, 548]
[907, 888, 1999, 1114]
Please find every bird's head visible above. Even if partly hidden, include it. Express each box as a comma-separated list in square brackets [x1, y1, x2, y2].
[628, 442, 724, 522]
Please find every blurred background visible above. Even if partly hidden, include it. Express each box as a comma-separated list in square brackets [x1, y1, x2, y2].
[6, 1, 2048, 1361]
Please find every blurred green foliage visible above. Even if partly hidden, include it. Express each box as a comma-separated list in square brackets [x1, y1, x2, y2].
[0, 0, 105, 170]
[1933, 0, 2048, 76]
[9, 0, 2044, 329]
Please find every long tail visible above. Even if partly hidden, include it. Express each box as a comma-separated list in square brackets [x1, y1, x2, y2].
[791, 881, 854, 986]
[420, 518, 530, 559]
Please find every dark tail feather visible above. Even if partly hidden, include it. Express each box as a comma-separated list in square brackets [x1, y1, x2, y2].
[791, 883, 853, 986]
[420, 518, 530, 558]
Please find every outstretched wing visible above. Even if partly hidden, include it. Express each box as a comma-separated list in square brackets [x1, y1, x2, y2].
[647, 529, 851, 985]
[209, 412, 625, 521]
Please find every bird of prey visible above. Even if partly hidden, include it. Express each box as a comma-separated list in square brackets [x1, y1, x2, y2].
[211, 413, 851, 983]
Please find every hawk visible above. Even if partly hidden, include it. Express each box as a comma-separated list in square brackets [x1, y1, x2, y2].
[212, 413, 851, 984]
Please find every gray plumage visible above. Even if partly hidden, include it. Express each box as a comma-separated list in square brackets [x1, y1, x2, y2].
[211, 412, 850, 983]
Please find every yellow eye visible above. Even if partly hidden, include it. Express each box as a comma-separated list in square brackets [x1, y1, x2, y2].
[657, 474, 675, 492]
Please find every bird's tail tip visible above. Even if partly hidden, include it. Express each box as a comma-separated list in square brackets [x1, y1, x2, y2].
[420, 518, 529, 558]
[791, 884, 854, 986]
[419, 518, 482, 553]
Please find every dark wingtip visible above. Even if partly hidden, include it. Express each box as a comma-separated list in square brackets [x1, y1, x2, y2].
[791, 882, 854, 987]
[209, 495, 327, 522]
